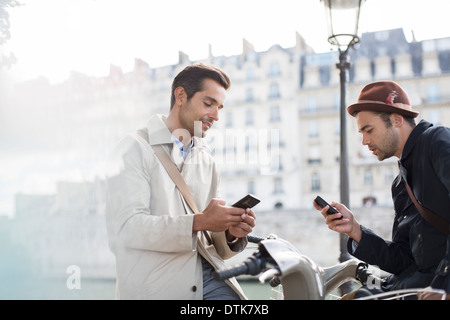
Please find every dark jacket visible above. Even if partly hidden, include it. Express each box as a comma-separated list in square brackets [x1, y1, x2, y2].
[399, 120, 450, 291]
[348, 120, 449, 291]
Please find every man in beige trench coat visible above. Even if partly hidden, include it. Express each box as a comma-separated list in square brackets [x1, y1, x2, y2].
[105, 63, 256, 300]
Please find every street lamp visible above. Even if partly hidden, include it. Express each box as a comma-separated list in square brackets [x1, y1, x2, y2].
[321, 0, 365, 265]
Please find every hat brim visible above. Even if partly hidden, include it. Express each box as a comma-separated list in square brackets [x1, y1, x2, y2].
[347, 101, 419, 118]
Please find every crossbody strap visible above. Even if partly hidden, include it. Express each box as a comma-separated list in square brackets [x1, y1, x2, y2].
[151, 143, 214, 245]
[135, 128, 220, 272]
[135, 128, 200, 213]
[151, 144, 200, 214]
[404, 180, 450, 235]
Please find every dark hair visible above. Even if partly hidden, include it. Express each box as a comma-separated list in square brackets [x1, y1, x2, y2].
[170, 63, 231, 110]
[377, 111, 416, 128]
[354, 110, 416, 128]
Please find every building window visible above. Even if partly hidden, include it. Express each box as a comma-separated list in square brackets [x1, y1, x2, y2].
[308, 120, 319, 138]
[427, 84, 439, 102]
[246, 68, 255, 81]
[363, 196, 377, 207]
[319, 66, 330, 86]
[364, 168, 373, 186]
[245, 134, 257, 152]
[246, 109, 254, 125]
[334, 93, 340, 111]
[274, 202, 283, 210]
[248, 180, 255, 195]
[245, 88, 255, 102]
[385, 168, 394, 185]
[271, 153, 283, 173]
[308, 146, 321, 165]
[273, 177, 283, 194]
[268, 83, 280, 100]
[269, 105, 281, 122]
[225, 112, 233, 127]
[429, 109, 441, 125]
[269, 62, 281, 77]
[307, 96, 317, 112]
[311, 172, 321, 191]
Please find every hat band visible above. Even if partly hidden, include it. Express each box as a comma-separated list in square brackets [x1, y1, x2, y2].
[357, 100, 412, 110]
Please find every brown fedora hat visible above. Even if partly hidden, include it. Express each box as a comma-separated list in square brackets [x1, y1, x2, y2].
[347, 81, 419, 118]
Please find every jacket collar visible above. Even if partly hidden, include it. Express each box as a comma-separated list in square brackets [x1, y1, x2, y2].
[146, 114, 173, 146]
[400, 119, 433, 161]
[145, 114, 203, 149]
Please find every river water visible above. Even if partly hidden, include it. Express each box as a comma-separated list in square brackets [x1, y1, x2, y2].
[2, 206, 393, 300]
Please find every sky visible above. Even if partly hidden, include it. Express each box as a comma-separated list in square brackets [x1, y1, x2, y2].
[3, 0, 450, 84]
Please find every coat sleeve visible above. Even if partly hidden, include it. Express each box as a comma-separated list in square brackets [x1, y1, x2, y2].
[429, 127, 450, 290]
[105, 134, 195, 253]
[348, 225, 414, 275]
[211, 231, 248, 260]
[430, 126, 450, 200]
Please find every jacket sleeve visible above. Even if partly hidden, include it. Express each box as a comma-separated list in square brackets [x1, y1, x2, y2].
[211, 231, 248, 260]
[429, 127, 450, 290]
[105, 134, 195, 253]
[430, 127, 450, 201]
[348, 225, 414, 275]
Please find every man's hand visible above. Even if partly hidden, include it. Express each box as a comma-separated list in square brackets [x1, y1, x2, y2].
[227, 208, 256, 239]
[418, 286, 449, 300]
[312, 200, 362, 243]
[193, 198, 250, 233]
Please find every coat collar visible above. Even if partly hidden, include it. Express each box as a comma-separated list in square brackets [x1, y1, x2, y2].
[400, 119, 433, 161]
[146, 114, 173, 146]
[145, 114, 205, 151]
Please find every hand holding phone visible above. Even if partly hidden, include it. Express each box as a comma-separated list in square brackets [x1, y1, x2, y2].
[232, 194, 260, 209]
[314, 196, 341, 217]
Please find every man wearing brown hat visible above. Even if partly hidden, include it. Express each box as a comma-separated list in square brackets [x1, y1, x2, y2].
[315, 81, 450, 299]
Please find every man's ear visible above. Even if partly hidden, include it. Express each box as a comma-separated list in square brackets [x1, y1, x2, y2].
[174, 86, 186, 107]
[391, 113, 404, 127]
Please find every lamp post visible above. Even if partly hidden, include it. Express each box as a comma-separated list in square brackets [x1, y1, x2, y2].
[321, 0, 365, 266]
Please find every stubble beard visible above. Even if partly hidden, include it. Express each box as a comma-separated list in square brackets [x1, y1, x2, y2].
[376, 128, 399, 161]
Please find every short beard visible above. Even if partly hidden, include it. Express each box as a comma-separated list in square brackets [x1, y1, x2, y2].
[377, 128, 399, 161]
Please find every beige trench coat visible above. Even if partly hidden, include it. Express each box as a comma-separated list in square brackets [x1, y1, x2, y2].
[105, 114, 248, 300]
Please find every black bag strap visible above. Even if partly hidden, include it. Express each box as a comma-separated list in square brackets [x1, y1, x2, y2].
[404, 180, 449, 235]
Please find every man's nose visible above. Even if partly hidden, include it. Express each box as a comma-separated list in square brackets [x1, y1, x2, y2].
[210, 106, 219, 121]
[361, 135, 369, 145]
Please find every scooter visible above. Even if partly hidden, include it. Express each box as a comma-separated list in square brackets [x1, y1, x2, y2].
[215, 234, 447, 300]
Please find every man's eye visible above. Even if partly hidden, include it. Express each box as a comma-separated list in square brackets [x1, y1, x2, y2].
[204, 102, 212, 107]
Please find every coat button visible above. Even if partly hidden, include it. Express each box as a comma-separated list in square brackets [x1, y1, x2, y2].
[418, 233, 423, 242]
[191, 286, 197, 292]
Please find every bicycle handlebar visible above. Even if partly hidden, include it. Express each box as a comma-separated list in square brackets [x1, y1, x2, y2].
[214, 252, 267, 280]
[247, 235, 265, 243]
[355, 262, 384, 287]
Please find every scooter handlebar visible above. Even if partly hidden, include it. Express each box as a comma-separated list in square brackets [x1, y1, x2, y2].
[214, 253, 266, 280]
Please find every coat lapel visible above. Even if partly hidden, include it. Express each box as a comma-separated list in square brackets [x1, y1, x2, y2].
[171, 141, 184, 171]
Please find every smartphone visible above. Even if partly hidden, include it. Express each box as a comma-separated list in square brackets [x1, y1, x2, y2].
[232, 194, 261, 209]
[314, 196, 340, 216]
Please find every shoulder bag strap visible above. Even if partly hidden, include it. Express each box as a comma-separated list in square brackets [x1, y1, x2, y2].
[151, 144, 200, 214]
[135, 128, 200, 213]
[151, 144, 214, 246]
[135, 128, 214, 244]
[404, 180, 450, 235]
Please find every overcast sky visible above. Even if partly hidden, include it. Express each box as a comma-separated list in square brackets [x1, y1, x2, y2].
[3, 0, 450, 83]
